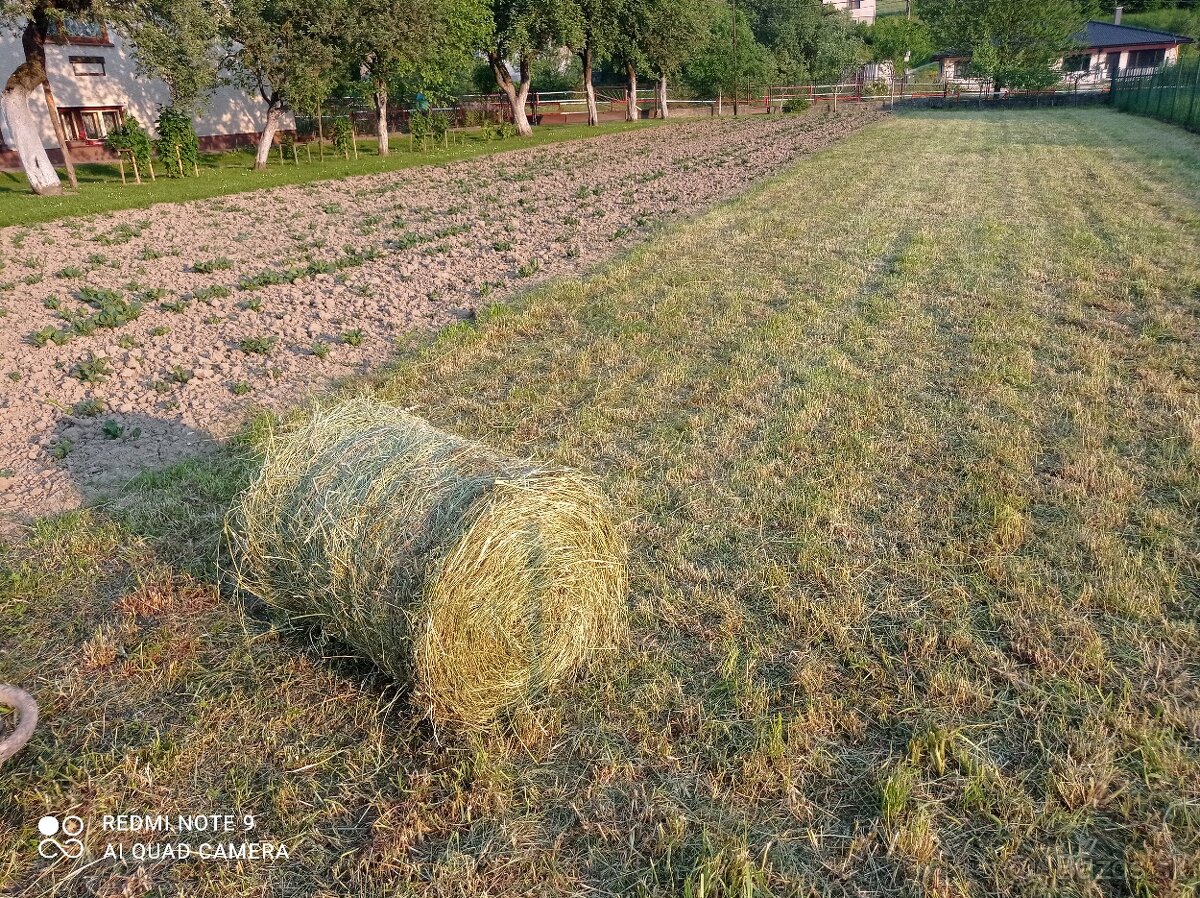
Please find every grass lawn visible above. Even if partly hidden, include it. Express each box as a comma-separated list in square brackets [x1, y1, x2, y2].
[2, 107, 1199, 896]
[0, 120, 663, 228]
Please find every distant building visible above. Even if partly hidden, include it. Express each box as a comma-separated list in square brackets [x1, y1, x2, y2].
[0, 17, 284, 169]
[935, 19, 1194, 86]
[824, 0, 877, 26]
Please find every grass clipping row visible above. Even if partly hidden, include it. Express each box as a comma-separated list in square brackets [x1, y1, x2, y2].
[226, 399, 628, 727]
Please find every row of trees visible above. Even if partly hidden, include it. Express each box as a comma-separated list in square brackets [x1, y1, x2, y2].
[2, 0, 878, 194]
[2, 0, 1099, 195]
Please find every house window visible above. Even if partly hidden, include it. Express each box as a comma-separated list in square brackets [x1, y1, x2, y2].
[1127, 48, 1166, 70]
[1062, 54, 1091, 73]
[953, 60, 971, 79]
[59, 107, 123, 142]
[46, 16, 109, 45]
[850, 0, 863, 8]
[70, 55, 106, 77]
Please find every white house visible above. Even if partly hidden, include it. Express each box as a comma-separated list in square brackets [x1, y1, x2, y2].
[0, 17, 284, 170]
[824, 0, 877, 25]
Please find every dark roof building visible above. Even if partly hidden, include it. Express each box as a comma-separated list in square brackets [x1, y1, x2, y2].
[1071, 20, 1195, 51]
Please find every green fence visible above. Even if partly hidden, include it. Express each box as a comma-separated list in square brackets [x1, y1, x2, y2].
[1112, 59, 1200, 132]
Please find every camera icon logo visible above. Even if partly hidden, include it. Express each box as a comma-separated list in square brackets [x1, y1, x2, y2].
[37, 816, 85, 859]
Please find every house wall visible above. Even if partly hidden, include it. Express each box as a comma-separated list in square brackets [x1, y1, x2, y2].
[0, 26, 291, 159]
[823, 0, 877, 25]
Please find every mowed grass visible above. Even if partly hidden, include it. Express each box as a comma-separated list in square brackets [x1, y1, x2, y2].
[2, 107, 1199, 896]
[0, 119, 662, 228]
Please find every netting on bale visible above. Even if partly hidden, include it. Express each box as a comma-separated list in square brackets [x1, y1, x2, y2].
[226, 398, 628, 728]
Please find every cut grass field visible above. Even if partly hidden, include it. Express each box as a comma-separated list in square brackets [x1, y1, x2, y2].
[0, 120, 662, 228]
[2, 107, 1198, 896]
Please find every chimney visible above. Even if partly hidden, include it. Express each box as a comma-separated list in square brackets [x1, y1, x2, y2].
[1114, 5, 1123, 25]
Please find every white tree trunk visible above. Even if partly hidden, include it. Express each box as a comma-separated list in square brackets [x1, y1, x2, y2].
[254, 103, 282, 171]
[582, 48, 599, 126]
[513, 80, 533, 137]
[491, 52, 533, 137]
[1, 82, 62, 195]
[374, 81, 389, 156]
[657, 76, 669, 119]
[626, 64, 638, 122]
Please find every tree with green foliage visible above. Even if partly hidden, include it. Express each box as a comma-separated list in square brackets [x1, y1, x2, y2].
[682, 1, 775, 108]
[483, 0, 583, 136]
[342, 0, 489, 155]
[608, 0, 646, 121]
[917, 0, 1088, 90]
[865, 15, 931, 76]
[744, 0, 865, 84]
[566, 0, 620, 125]
[639, 0, 707, 118]
[121, 0, 224, 110]
[223, 0, 345, 169]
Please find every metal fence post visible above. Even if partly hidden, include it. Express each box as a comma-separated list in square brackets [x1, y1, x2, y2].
[1188, 59, 1200, 130]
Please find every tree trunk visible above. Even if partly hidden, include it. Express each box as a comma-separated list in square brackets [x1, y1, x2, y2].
[254, 102, 283, 171]
[374, 79, 389, 156]
[582, 48, 599, 126]
[3, 20, 62, 195]
[657, 75, 669, 119]
[626, 63, 638, 122]
[489, 52, 533, 137]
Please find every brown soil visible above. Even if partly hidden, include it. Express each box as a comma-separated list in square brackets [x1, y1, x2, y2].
[0, 109, 885, 526]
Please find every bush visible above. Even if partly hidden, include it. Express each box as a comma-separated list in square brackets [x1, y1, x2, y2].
[430, 111, 450, 144]
[480, 119, 517, 140]
[104, 116, 153, 173]
[409, 110, 431, 143]
[155, 106, 199, 177]
[782, 96, 811, 114]
[330, 117, 355, 157]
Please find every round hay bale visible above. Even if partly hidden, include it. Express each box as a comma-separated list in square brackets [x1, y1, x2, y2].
[226, 398, 628, 727]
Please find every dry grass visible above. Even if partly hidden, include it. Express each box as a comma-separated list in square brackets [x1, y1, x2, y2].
[227, 399, 628, 727]
[1, 107, 1198, 896]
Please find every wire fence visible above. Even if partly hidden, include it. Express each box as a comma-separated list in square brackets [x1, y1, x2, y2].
[295, 88, 657, 139]
[766, 78, 1112, 110]
[291, 66, 1191, 147]
[1112, 59, 1200, 132]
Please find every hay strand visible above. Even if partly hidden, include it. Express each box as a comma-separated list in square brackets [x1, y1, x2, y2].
[226, 399, 627, 727]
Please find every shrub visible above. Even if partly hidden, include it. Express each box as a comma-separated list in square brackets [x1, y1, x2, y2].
[155, 106, 200, 177]
[480, 119, 517, 141]
[104, 115, 153, 173]
[330, 117, 355, 157]
[430, 111, 450, 144]
[409, 111, 432, 146]
[783, 96, 812, 114]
